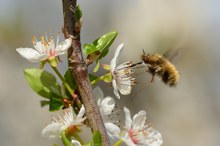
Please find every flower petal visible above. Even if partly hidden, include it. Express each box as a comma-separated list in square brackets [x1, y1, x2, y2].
[121, 132, 136, 146]
[112, 79, 121, 99]
[110, 43, 124, 72]
[76, 105, 85, 121]
[16, 47, 48, 62]
[123, 107, 132, 130]
[55, 38, 72, 55]
[42, 123, 62, 139]
[142, 128, 163, 146]
[132, 110, 146, 130]
[118, 83, 132, 95]
[71, 139, 82, 146]
[105, 123, 121, 140]
[33, 41, 45, 53]
[93, 87, 104, 101]
[99, 97, 115, 116]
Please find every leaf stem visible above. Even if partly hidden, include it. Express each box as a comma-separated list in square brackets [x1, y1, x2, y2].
[51, 65, 76, 98]
[72, 132, 84, 145]
[114, 139, 124, 146]
[90, 77, 101, 85]
[61, 130, 73, 146]
[91, 73, 111, 85]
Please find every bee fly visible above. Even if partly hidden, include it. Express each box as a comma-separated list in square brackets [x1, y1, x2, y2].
[131, 47, 182, 97]
[141, 49, 180, 86]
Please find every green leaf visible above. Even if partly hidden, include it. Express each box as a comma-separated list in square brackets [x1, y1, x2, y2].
[84, 142, 92, 146]
[50, 86, 62, 98]
[83, 31, 118, 60]
[100, 73, 112, 83]
[93, 131, 102, 146]
[64, 69, 77, 98]
[24, 68, 61, 99]
[40, 100, 50, 107]
[86, 50, 100, 62]
[89, 74, 100, 85]
[40, 60, 46, 69]
[98, 46, 109, 59]
[64, 69, 77, 90]
[93, 61, 100, 73]
[92, 31, 117, 51]
[89, 74, 98, 82]
[102, 64, 110, 70]
[95, 31, 118, 58]
[75, 5, 82, 22]
[49, 96, 64, 112]
[83, 44, 97, 55]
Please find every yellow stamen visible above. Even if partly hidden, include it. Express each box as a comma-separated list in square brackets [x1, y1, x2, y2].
[32, 36, 37, 45]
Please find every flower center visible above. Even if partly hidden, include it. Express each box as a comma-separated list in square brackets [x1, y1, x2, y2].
[65, 125, 81, 137]
[128, 129, 140, 144]
[50, 49, 56, 56]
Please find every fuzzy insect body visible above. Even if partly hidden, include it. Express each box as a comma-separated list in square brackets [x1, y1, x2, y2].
[142, 54, 179, 86]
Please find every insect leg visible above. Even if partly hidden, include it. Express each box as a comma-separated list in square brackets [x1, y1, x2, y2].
[132, 74, 154, 97]
[150, 74, 155, 82]
[142, 49, 146, 55]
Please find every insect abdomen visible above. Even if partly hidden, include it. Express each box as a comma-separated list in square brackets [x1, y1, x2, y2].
[161, 63, 179, 86]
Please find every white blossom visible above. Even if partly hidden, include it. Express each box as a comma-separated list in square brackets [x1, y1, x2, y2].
[16, 35, 72, 62]
[93, 87, 115, 116]
[110, 43, 135, 99]
[71, 139, 82, 146]
[42, 105, 86, 139]
[105, 107, 163, 146]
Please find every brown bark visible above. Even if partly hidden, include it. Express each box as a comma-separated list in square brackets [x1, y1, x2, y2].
[62, 0, 110, 145]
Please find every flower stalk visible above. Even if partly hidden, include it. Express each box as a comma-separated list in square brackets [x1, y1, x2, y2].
[71, 132, 84, 145]
[114, 140, 124, 146]
[51, 65, 77, 98]
[90, 73, 112, 85]
[61, 130, 73, 146]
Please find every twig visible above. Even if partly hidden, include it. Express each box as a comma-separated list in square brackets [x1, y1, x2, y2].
[62, 0, 110, 145]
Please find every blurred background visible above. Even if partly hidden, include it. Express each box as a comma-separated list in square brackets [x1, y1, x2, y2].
[0, 0, 220, 146]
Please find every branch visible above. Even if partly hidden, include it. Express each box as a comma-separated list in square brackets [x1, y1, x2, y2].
[62, 0, 110, 145]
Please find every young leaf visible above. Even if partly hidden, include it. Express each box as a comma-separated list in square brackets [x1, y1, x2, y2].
[98, 46, 109, 60]
[64, 69, 77, 90]
[95, 31, 118, 58]
[89, 74, 98, 82]
[86, 51, 100, 62]
[83, 31, 118, 61]
[93, 131, 102, 146]
[102, 64, 111, 71]
[83, 44, 97, 55]
[84, 142, 92, 146]
[93, 61, 100, 73]
[49, 86, 64, 111]
[89, 74, 99, 85]
[64, 69, 77, 98]
[100, 73, 112, 83]
[75, 5, 82, 22]
[49, 96, 64, 112]
[24, 68, 61, 99]
[40, 100, 50, 107]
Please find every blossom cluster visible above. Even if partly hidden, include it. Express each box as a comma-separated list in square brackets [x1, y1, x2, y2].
[41, 86, 162, 146]
[16, 35, 163, 146]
